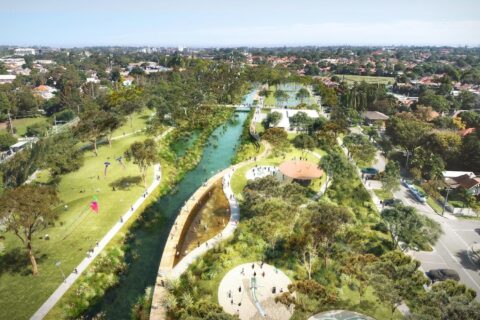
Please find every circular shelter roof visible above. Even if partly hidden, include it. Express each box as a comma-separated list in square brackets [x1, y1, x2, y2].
[279, 160, 323, 180]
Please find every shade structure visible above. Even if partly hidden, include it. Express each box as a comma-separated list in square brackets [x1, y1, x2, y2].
[279, 160, 323, 180]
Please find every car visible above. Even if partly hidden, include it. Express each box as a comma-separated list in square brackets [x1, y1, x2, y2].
[426, 269, 460, 283]
[383, 198, 402, 207]
[361, 167, 378, 175]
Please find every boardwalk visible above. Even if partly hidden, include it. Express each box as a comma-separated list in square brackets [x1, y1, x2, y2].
[150, 141, 271, 320]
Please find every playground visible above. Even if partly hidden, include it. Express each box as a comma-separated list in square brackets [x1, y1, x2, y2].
[218, 262, 293, 320]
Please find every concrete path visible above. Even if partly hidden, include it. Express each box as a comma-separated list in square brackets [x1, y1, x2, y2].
[150, 141, 271, 320]
[31, 129, 173, 320]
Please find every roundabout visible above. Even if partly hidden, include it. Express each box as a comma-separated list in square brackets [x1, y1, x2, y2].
[218, 262, 293, 320]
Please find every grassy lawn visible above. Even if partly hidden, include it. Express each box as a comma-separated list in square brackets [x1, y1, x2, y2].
[374, 189, 392, 200]
[338, 284, 403, 320]
[0, 117, 49, 137]
[0, 113, 159, 320]
[337, 74, 395, 85]
[231, 146, 324, 199]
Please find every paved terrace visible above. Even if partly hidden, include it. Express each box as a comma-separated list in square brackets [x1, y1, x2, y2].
[150, 141, 270, 320]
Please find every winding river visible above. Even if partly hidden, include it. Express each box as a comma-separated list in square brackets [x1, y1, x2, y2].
[86, 111, 249, 319]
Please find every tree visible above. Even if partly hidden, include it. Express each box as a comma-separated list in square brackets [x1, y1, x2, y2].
[320, 151, 353, 187]
[409, 280, 480, 320]
[124, 139, 159, 188]
[461, 131, 480, 172]
[301, 202, 352, 268]
[105, 87, 144, 127]
[386, 115, 432, 167]
[410, 148, 445, 180]
[293, 133, 316, 150]
[343, 133, 376, 166]
[342, 253, 377, 298]
[274, 89, 289, 107]
[75, 109, 119, 156]
[37, 133, 84, 176]
[381, 205, 441, 251]
[381, 161, 401, 193]
[261, 111, 282, 129]
[261, 127, 289, 149]
[295, 88, 310, 104]
[0, 185, 59, 275]
[0, 132, 17, 151]
[289, 111, 313, 132]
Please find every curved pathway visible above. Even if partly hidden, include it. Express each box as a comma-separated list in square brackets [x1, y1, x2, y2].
[31, 128, 173, 320]
[150, 141, 271, 320]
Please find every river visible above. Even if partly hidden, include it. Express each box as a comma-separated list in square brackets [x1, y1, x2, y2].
[86, 111, 248, 319]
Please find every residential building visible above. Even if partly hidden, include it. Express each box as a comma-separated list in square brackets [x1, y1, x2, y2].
[0, 75, 16, 84]
[14, 48, 36, 56]
[33, 85, 57, 100]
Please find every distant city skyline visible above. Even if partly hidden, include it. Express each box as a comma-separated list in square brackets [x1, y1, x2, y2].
[2, 0, 480, 47]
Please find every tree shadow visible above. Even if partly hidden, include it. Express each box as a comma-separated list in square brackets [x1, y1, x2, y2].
[0, 248, 48, 276]
[109, 176, 142, 190]
[455, 249, 479, 271]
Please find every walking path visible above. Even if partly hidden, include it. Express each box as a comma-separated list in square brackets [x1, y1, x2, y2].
[31, 129, 173, 320]
[150, 141, 271, 320]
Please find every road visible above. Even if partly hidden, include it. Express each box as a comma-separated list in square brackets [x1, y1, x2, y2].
[345, 127, 480, 297]
[394, 185, 480, 296]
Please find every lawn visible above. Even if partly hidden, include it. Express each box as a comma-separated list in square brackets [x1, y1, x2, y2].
[337, 74, 395, 85]
[338, 284, 403, 320]
[0, 112, 161, 320]
[374, 189, 393, 200]
[0, 116, 49, 137]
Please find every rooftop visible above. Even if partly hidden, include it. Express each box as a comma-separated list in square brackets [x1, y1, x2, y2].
[279, 160, 323, 180]
[364, 111, 389, 121]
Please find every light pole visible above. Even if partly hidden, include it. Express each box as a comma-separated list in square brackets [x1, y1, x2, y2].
[55, 261, 66, 283]
[442, 186, 453, 216]
[404, 150, 412, 170]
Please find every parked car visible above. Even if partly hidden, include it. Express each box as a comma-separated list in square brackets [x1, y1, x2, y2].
[384, 198, 402, 207]
[426, 269, 460, 283]
[361, 167, 378, 175]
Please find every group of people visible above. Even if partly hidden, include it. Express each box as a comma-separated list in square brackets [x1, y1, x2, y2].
[246, 165, 278, 180]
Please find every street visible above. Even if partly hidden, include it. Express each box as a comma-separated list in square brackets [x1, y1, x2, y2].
[394, 185, 480, 296]
[347, 127, 480, 297]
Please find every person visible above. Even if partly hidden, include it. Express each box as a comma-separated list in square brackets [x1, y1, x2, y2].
[262, 271, 265, 277]
[251, 263, 255, 269]
[74, 268, 78, 274]
[253, 271, 256, 277]
[238, 286, 242, 292]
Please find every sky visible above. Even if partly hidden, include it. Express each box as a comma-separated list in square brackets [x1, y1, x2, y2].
[1, 0, 480, 47]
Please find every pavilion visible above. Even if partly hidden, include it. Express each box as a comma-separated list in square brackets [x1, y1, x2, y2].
[279, 160, 323, 186]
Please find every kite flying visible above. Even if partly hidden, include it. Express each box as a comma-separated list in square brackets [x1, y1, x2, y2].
[90, 195, 99, 213]
[104, 161, 111, 176]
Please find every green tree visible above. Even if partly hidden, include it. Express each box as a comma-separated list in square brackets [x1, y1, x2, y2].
[124, 138, 159, 188]
[289, 111, 313, 132]
[301, 202, 352, 268]
[381, 205, 441, 251]
[0, 185, 59, 275]
[343, 133, 376, 166]
[75, 109, 116, 156]
[261, 111, 282, 129]
[295, 88, 310, 104]
[293, 133, 316, 150]
[274, 89, 289, 107]
[38, 133, 84, 176]
[381, 161, 401, 193]
[0, 132, 17, 151]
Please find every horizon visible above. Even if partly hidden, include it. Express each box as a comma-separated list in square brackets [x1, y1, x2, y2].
[2, 0, 480, 47]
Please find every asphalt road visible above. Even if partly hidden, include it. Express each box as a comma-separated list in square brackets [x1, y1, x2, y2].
[394, 185, 480, 296]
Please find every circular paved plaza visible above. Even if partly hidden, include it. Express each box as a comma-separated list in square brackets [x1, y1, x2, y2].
[218, 262, 293, 320]
[309, 310, 375, 320]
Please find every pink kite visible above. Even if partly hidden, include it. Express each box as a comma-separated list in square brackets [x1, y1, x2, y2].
[90, 201, 99, 213]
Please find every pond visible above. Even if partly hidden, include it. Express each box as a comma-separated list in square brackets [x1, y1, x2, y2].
[86, 111, 248, 319]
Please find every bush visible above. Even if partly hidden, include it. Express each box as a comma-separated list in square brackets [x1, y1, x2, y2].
[293, 133, 316, 150]
[26, 122, 50, 137]
[0, 133, 17, 151]
[55, 109, 76, 122]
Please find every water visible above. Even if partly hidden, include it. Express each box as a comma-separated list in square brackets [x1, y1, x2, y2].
[87, 112, 248, 319]
[242, 85, 260, 105]
[170, 131, 199, 157]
